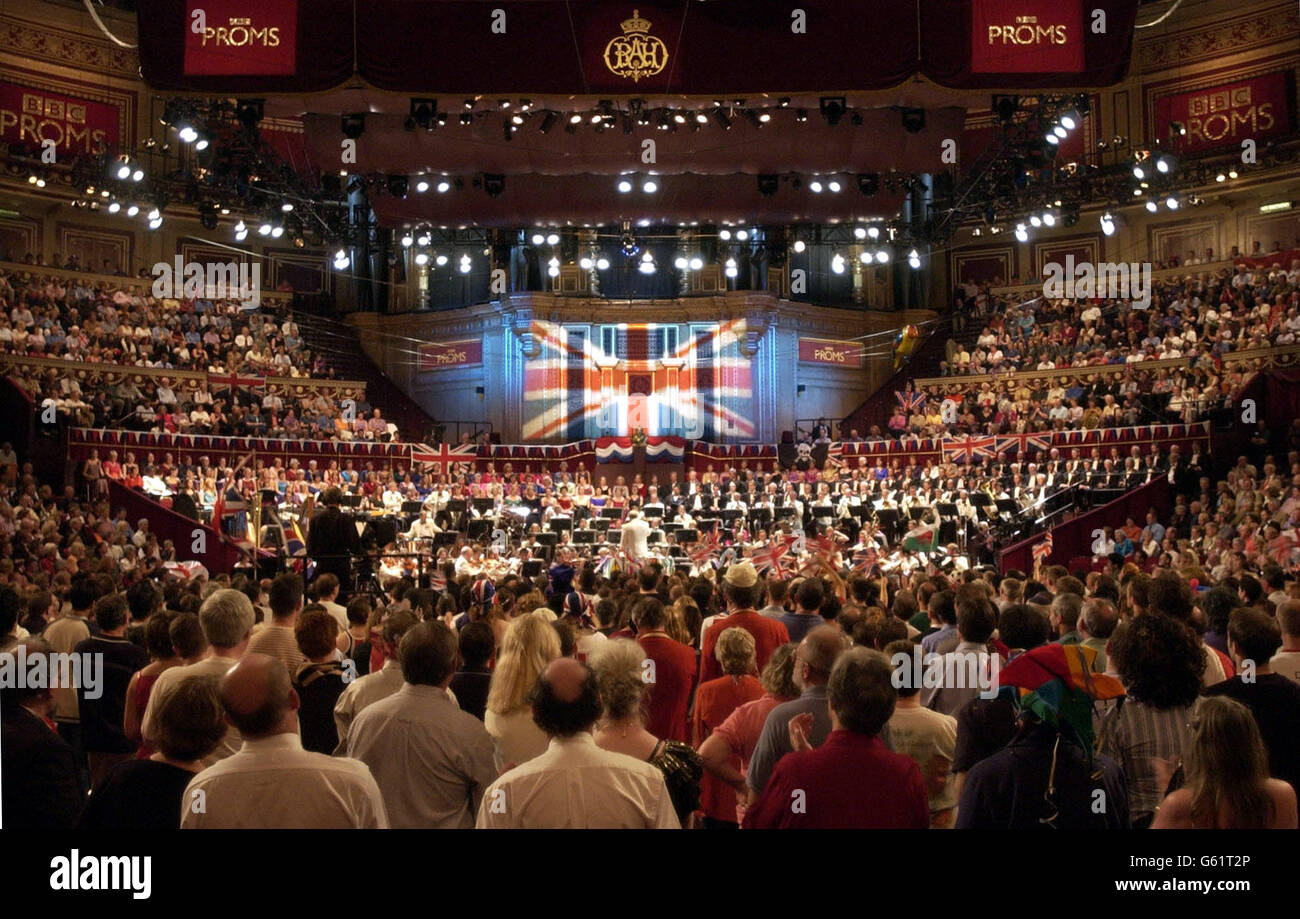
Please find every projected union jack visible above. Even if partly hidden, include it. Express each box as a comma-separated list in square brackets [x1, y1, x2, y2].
[521, 320, 755, 441]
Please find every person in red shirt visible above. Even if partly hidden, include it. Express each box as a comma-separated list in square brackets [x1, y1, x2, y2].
[744, 646, 929, 829]
[701, 562, 790, 683]
[692, 627, 764, 829]
[634, 597, 697, 743]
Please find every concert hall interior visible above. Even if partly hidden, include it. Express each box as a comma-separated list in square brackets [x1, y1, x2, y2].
[3, 0, 1300, 838]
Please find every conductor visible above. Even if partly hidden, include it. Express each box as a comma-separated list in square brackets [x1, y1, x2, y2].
[308, 487, 361, 589]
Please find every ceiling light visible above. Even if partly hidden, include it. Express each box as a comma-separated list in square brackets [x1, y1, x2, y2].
[618, 179, 632, 193]
[546, 233, 560, 246]
[689, 257, 703, 270]
[416, 180, 429, 193]
[642, 179, 658, 193]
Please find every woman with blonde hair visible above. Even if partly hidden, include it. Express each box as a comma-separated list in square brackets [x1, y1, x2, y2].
[485, 614, 562, 771]
[590, 639, 703, 827]
[1153, 696, 1297, 829]
[692, 627, 763, 828]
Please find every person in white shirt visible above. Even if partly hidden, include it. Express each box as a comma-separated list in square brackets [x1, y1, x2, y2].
[181, 653, 388, 829]
[1272, 601, 1300, 685]
[344, 621, 496, 829]
[477, 657, 679, 829]
[620, 509, 651, 560]
[405, 509, 441, 540]
[313, 573, 349, 632]
[142, 589, 255, 763]
[333, 610, 419, 746]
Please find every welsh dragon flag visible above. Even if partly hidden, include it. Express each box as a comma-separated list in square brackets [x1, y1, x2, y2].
[902, 519, 940, 553]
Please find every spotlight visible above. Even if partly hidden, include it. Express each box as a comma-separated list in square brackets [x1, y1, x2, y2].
[857, 173, 880, 196]
[148, 216, 163, 230]
[416, 179, 430, 193]
[596, 257, 610, 270]
[1030, 215, 1042, 227]
[1060, 110, 1079, 130]
[858, 251, 872, 264]
[695, 112, 708, 124]
[1015, 224, 1029, 242]
[341, 114, 366, 139]
[795, 109, 808, 122]
[724, 258, 738, 278]
[147, 208, 160, 221]
[642, 179, 658, 193]
[107, 201, 121, 214]
[437, 180, 450, 193]
[198, 202, 219, 231]
[618, 179, 633, 193]
[1215, 172, 1226, 182]
[1228, 168, 1239, 179]
[401, 233, 413, 247]
[674, 255, 688, 270]
[718, 229, 732, 242]
[1100, 213, 1115, 236]
[831, 254, 846, 274]
[131, 168, 144, 182]
[194, 131, 210, 152]
[1053, 124, 1067, 139]
[1166, 196, 1179, 210]
[387, 176, 409, 199]
[482, 174, 506, 198]
[854, 227, 867, 240]
[1145, 200, 1159, 212]
[867, 226, 880, 240]
[436, 254, 448, 266]
[115, 159, 131, 180]
[828, 180, 842, 193]
[459, 256, 472, 274]
[875, 249, 889, 263]
[792, 240, 806, 253]
[759, 111, 771, 123]
[333, 248, 350, 269]
[899, 108, 925, 133]
[258, 219, 273, 236]
[177, 124, 199, 144]
[818, 96, 846, 126]
[271, 226, 284, 238]
[415, 252, 429, 266]
[712, 108, 732, 130]
[126, 204, 140, 217]
[1156, 155, 1173, 173]
[460, 113, 473, 126]
[532, 233, 547, 246]
[673, 112, 687, 125]
[757, 174, 779, 197]
[546, 233, 560, 246]
[620, 233, 639, 256]
[539, 111, 558, 134]
[689, 256, 703, 270]
[418, 232, 431, 246]
[1042, 212, 1056, 227]
[1045, 132, 1060, 146]
[580, 256, 594, 270]
[1133, 164, 1145, 179]
[809, 180, 824, 193]
[236, 100, 264, 132]
[907, 249, 921, 269]
[742, 109, 763, 129]
[736, 229, 749, 241]
[638, 257, 656, 275]
[234, 220, 248, 241]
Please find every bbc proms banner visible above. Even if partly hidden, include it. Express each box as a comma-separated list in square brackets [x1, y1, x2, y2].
[418, 339, 483, 371]
[798, 337, 865, 368]
[970, 0, 1085, 74]
[184, 0, 298, 75]
[0, 83, 120, 156]
[1154, 72, 1294, 155]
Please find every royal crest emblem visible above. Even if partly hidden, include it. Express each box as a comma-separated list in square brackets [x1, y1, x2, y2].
[604, 10, 669, 82]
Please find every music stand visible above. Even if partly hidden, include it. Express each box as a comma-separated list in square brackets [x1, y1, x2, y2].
[467, 519, 492, 540]
[537, 532, 559, 549]
[401, 501, 423, 514]
[473, 497, 495, 516]
[591, 518, 611, 532]
[678, 529, 699, 544]
[522, 560, 544, 578]
[697, 518, 719, 534]
[908, 506, 927, 521]
[648, 530, 662, 545]
[445, 499, 467, 515]
[662, 522, 683, 535]
[605, 528, 622, 544]
[852, 505, 871, 519]
[749, 508, 772, 528]
[937, 502, 959, 518]
[995, 499, 1018, 517]
[720, 508, 743, 524]
[341, 494, 363, 508]
[812, 506, 836, 519]
[548, 518, 571, 534]
[433, 532, 458, 548]
[600, 507, 624, 519]
[775, 506, 796, 519]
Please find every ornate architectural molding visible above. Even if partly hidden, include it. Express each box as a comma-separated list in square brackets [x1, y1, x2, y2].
[1, 13, 140, 78]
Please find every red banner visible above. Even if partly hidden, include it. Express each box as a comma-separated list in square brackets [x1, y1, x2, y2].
[798, 337, 864, 368]
[183, 0, 297, 76]
[419, 339, 483, 371]
[970, 0, 1085, 74]
[0, 83, 120, 155]
[1154, 72, 1292, 155]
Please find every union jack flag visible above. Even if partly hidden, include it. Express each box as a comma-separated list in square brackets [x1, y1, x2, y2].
[410, 443, 479, 474]
[521, 320, 755, 441]
[852, 546, 879, 574]
[1033, 531, 1054, 561]
[995, 432, 1054, 456]
[687, 534, 721, 568]
[431, 569, 448, 592]
[942, 435, 997, 463]
[750, 536, 796, 579]
[896, 390, 926, 412]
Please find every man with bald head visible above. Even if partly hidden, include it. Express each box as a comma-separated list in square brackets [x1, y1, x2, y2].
[745, 624, 848, 798]
[476, 658, 678, 828]
[181, 653, 388, 829]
